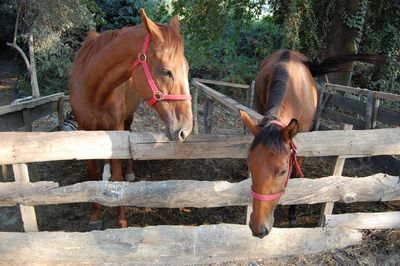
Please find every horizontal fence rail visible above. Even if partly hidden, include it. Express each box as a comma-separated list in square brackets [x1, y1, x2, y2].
[325, 83, 400, 102]
[324, 212, 400, 229]
[317, 83, 400, 129]
[0, 93, 65, 131]
[0, 128, 399, 164]
[192, 78, 250, 89]
[0, 225, 361, 265]
[192, 79, 262, 120]
[1, 174, 398, 207]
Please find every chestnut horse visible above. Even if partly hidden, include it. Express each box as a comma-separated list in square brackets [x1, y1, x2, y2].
[240, 49, 384, 238]
[69, 9, 193, 229]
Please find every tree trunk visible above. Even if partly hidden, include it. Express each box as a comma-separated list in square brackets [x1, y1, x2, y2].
[327, 0, 362, 86]
[28, 32, 40, 98]
[6, 1, 40, 99]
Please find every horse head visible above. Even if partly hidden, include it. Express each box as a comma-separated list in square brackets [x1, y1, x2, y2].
[240, 110, 300, 238]
[131, 9, 193, 142]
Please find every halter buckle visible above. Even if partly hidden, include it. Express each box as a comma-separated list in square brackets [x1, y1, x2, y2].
[154, 91, 164, 101]
[138, 53, 147, 63]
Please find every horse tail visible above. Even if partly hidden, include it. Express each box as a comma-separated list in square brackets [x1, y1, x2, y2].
[306, 53, 385, 77]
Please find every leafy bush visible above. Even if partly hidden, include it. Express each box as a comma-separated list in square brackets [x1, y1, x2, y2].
[95, 0, 169, 30]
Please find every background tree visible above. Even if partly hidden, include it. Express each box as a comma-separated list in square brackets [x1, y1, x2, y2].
[0, 0, 398, 99]
[5, 0, 94, 97]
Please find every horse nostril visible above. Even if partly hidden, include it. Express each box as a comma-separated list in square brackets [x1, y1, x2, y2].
[177, 128, 189, 142]
[251, 226, 269, 239]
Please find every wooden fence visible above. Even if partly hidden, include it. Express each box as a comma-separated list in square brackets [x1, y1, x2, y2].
[192, 78, 255, 134]
[0, 128, 399, 264]
[314, 83, 400, 130]
[0, 93, 66, 132]
[0, 80, 399, 264]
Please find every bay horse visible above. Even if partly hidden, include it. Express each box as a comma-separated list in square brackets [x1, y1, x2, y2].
[240, 49, 384, 238]
[69, 9, 193, 229]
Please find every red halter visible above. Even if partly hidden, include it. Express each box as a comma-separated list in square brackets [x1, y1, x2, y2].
[131, 34, 192, 107]
[251, 120, 304, 201]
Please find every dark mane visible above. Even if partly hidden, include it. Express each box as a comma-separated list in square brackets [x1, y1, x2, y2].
[250, 120, 285, 152]
[251, 50, 292, 151]
[264, 50, 290, 119]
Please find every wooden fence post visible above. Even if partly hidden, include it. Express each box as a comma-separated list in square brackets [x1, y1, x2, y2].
[365, 90, 375, 129]
[313, 83, 328, 131]
[318, 123, 353, 226]
[246, 172, 252, 225]
[243, 81, 255, 134]
[192, 85, 199, 134]
[1, 165, 11, 181]
[22, 108, 38, 178]
[371, 96, 380, 129]
[22, 109, 32, 132]
[204, 98, 214, 134]
[12, 163, 38, 232]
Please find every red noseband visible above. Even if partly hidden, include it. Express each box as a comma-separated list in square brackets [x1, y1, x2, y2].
[131, 34, 192, 107]
[251, 120, 304, 201]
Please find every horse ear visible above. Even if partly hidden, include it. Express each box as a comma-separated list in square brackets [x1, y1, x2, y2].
[169, 15, 180, 31]
[282, 119, 299, 142]
[239, 110, 260, 136]
[140, 8, 164, 43]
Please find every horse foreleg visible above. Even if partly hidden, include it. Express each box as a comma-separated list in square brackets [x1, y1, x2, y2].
[124, 115, 136, 182]
[288, 156, 304, 227]
[124, 159, 136, 181]
[87, 160, 103, 230]
[110, 159, 128, 228]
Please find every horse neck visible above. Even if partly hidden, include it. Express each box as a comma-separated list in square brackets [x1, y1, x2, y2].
[83, 27, 146, 107]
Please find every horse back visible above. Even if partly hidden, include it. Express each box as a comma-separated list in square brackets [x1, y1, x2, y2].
[254, 49, 317, 130]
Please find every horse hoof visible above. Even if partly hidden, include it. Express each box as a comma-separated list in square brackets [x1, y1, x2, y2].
[88, 220, 103, 231]
[119, 219, 128, 228]
[125, 173, 136, 182]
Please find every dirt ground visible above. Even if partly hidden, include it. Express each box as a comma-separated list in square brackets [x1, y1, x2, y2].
[0, 59, 399, 264]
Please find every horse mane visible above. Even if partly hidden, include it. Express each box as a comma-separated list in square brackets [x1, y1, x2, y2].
[262, 49, 295, 119]
[71, 24, 184, 76]
[250, 120, 286, 153]
[72, 29, 121, 70]
[252, 49, 301, 152]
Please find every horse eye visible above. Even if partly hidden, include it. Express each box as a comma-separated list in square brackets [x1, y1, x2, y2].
[279, 169, 287, 176]
[162, 69, 173, 79]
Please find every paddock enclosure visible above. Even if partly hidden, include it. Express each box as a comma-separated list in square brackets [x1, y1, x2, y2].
[0, 79, 399, 264]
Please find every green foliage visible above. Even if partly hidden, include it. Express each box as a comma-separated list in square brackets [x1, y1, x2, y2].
[269, 0, 399, 94]
[0, 2, 16, 46]
[5, 0, 397, 99]
[172, 0, 275, 85]
[8, 0, 95, 96]
[340, 0, 367, 44]
[95, 0, 169, 30]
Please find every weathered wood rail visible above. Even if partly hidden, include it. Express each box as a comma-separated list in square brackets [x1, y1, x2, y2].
[0, 92, 65, 131]
[1, 128, 399, 164]
[325, 212, 400, 229]
[0, 225, 361, 265]
[191, 78, 257, 134]
[1, 80, 399, 264]
[1, 174, 398, 207]
[315, 83, 400, 130]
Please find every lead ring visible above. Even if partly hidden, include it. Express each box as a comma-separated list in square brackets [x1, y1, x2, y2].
[138, 53, 147, 63]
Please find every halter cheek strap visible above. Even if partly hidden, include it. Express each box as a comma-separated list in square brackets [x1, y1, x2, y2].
[251, 120, 304, 201]
[131, 34, 192, 107]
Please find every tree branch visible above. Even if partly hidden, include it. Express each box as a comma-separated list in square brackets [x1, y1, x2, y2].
[6, 42, 31, 71]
